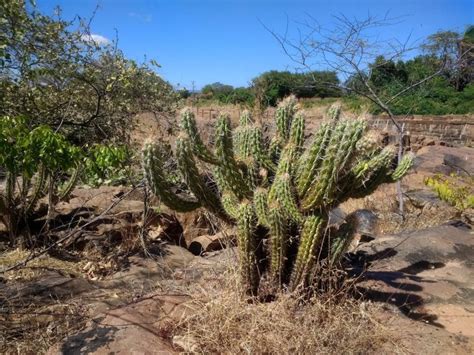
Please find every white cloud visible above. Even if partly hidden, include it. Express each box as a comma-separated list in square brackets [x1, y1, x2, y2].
[81, 34, 111, 46]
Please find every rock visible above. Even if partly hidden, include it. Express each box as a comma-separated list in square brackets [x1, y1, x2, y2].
[0, 270, 95, 302]
[404, 189, 449, 209]
[355, 223, 474, 337]
[48, 294, 192, 354]
[415, 145, 474, 176]
[350, 209, 379, 237]
[328, 207, 346, 227]
[188, 230, 234, 256]
[443, 153, 473, 175]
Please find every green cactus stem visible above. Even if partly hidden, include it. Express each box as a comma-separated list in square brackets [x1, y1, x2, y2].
[176, 136, 231, 222]
[236, 200, 260, 295]
[290, 214, 326, 290]
[215, 114, 252, 200]
[142, 141, 201, 212]
[180, 108, 218, 164]
[143, 97, 415, 296]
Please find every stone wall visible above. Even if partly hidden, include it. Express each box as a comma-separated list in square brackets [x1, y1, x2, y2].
[368, 115, 473, 147]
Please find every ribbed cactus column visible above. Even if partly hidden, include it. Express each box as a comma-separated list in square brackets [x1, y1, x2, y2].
[143, 141, 201, 212]
[143, 96, 415, 296]
[236, 200, 260, 295]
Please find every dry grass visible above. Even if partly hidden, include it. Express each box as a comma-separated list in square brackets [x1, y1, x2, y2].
[0, 250, 88, 354]
[172, 263, 396, 355]
[0, 249, 85, 281]
[0, 299, 86, 354]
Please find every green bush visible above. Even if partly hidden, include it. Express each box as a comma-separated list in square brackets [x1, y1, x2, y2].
[0, 116, 81, 243]
[252, 71, 341, 107]
[425, 173, 474, 211]
[82, 144, 130, 186]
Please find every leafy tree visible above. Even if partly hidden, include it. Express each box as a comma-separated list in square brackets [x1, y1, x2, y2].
[0, 0, 178, 145]
[177, 88, 191, 99]
[201, 82, 234, 100]
[228, 87, 255, 106]
[252, 70, 340, 107]
[422, 28, 474, 91]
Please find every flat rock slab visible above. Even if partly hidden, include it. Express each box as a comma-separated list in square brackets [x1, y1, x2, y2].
[47, 294, 193, 354]
[355, 223, 474, 337]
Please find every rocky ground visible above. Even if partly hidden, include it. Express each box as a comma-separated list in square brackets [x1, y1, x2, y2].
[1, 114, 473, 353]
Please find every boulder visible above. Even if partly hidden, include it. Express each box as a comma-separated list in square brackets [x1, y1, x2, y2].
[354, 223, 474, 337]
[415, 145, 474, 176]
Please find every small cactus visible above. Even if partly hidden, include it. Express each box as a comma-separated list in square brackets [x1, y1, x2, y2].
[142, 97, 414, 295]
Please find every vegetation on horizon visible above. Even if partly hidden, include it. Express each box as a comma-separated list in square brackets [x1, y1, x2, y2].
[193, 25, 473, 115]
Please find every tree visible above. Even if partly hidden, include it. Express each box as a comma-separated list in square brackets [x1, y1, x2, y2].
[201, 82, 234, 100]
[252, 70, 341, 108]
[265, 14, 473, 215]
[0, 0, 178, 145]
[228, 87, 255, 106]
[422, 29, 473, 91]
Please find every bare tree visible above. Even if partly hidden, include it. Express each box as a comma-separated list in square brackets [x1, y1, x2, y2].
[263, 13, 472, 216]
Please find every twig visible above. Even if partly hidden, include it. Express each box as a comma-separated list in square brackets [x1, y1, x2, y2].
[0, 184, 142, 274]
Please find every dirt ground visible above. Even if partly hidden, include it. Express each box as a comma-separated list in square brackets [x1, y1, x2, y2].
[1, 109, 473, 354]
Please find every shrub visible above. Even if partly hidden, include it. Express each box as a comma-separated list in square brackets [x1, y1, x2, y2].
[142, 97, 414, 295]
[0, 116, 81, 243]
[425, 173, 474, 211]
[1, 0, 178, 145]
[82, 144, 130, 186]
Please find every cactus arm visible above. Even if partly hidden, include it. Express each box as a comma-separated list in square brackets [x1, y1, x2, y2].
[268, 201, 288, 284]
[275, 96, 298, 142]
[142, 141, 201, 212]
[300, 120, 348, 211]
[221, 189, 240, 220]
[180, 108, 218, 165]
[234, 111, 255, 160]
[323, 120, 367, 203]
[268, 172, 302, 223]
[290, 214, 325, 290]
[25, 164, 48, 215]
[289, 112, 305, 151]
[246, 128, 276, 173]
[236, 200, 260, 295]
[295, 122, 333, 197]
[176, 136, 232, 223]
[214, 114, 251, 200]
[58, 165, 80, 201]
[268, 141, 302, 222]
[334, 145, 397, 202]
[327, 102, 342, 121]
[254, 187, 269, 227]
[390, 153, 415, 181]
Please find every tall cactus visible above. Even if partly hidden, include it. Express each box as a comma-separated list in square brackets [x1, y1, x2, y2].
[143, 97, 414, 295]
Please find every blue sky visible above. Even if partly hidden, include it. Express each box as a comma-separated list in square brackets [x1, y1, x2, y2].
[37, 0, 473, 89]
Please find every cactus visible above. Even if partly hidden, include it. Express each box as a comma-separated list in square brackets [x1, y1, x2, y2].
[143, 97, 414, 295]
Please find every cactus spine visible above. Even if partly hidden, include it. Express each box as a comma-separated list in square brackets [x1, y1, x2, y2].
[143, 96, 414, 295]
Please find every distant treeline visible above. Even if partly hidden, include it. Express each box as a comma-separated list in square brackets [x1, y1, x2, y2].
[181, 27, 473, 115]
